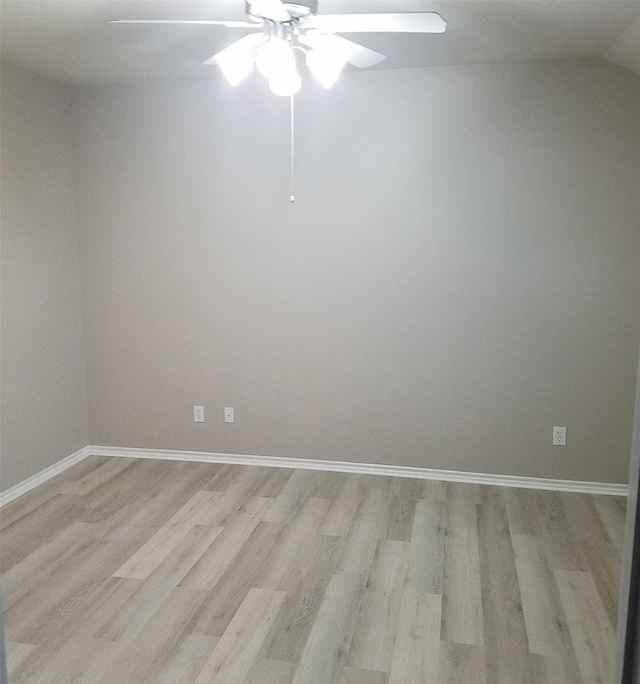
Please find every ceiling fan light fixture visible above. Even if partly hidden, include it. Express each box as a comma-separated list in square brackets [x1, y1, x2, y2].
[114, 9, 448, 95]
[269, 68, 302, 96]
[256, 37, 295, 80]
[215, 43, 256, 86]
[306, 46, 347, 89]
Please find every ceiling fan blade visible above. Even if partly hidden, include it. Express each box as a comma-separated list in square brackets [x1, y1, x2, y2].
[110, 20, 258, 28]
[203, 33, 268, 65]
[300, 31, 386, 68]
[246, 0, 290, 22]
[309, 12, 446, 34]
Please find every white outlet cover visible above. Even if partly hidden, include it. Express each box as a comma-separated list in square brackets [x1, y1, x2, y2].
[553, 426, 567, 446]
[224, 407, 234, 423]
[193, 406, 205, 423]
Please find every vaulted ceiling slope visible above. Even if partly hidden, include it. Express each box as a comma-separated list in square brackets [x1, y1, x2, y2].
[1, 0, 639, 84]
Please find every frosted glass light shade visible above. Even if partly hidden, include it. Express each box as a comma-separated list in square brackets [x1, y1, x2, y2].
[306, 46, 347, 89]
[256, 38, 295, 80]
[269, 68, 302, 96]
[215, 45, 255, 86]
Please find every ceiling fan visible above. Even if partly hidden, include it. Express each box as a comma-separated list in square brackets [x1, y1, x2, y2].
[112, 0, 446, 96]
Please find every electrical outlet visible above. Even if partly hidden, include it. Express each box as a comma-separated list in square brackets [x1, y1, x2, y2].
[553, 426, 567, 446]
[193, 406, 205, 423]
[224, 407, 234, 423]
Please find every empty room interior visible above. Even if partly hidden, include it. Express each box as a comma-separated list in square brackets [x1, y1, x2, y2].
[2, 0, 640, 682]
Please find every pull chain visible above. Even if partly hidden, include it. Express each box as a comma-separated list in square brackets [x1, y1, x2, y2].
[290, 93, 295, 203]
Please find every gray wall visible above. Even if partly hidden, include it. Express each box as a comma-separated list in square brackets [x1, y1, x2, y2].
[1, 63, 89, 491]
[72, 58, 640, 483]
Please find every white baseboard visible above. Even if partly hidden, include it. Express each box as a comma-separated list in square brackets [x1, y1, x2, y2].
[86, 445, 629, 497]
[0, 446, 90, 507]
[0, 444, 627, 507]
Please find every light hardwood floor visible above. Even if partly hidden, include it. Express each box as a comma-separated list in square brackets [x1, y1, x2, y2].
[1, 456, 626, 683]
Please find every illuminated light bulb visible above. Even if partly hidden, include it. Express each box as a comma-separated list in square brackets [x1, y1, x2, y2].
[268, 67, 302, 96]
[256, 38, 295, 80]
[306, 46, 347, 89]
[215, 44, 255, 86]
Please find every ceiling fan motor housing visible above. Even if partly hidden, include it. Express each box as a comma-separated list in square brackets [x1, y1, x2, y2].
[246, 0, 318, 22]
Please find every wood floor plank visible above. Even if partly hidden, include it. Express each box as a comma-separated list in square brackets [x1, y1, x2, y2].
[202, 464, 246, 492]
[6, 642, 37, 680]
[244, 658, 296, 684]
[186, 520, 287, 638]
[7, 575, 141, 682]
[562, 492, 611, 544]
[99, 586, 210, 683]
[477, 504, 530, 684]
[194, 587, 286, 684]
[593, 494, 627, 553]
[321, 474, 364, 537]
[1, 494, 91, 572]
[253, 468, 295, 498]
[580, 536, 622, 627]
[441, 523, 484, 646]
[420, 478, 448, 502]
[475, 484, 504, 507]
[80, 458, 175, 510]
[262, 469, 321, 523]
[3, 521, 98, 611]
[502, 487, 545, 536]
[113, 490, 223, 579]
[5, 523, 151, 646]
[79, 576, 144, 640]
[61, 457, 138, 497]
[523, 653, 557, 684]
[308, 470, 346, 501]
[388, 588, 441, 684]
[339, 666, 389, 684]
[94, 523, 222, 641]
[327, 488, 389, 672]
[291, 570, 360, 684]
[198, 466, 271, 527]
[511, 533, 582, 683]
[347, 539, 409, 673]
[439, 642, 486, 684]
[152, 634, 219, 684]
[337, 487, 388, 576]
[1, 483, 64, 530]
[512, 534, 562, 656]
[27, 636, 118, 684]
[408, 499, 445, 594]
[180, 497, 270, 591]
[257, 497, 330, 591]
[50, 455, 111, 483]
[555, 569, 615, 684]
[446, 482, 478, 529]
[385, 477, 422, 542]
[534, 491, 587, 571]
[80, 461, 220, 533]
[263, 534, 344, 663]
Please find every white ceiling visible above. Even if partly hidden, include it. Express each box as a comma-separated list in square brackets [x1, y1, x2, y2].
[1, 0, 640, 85]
